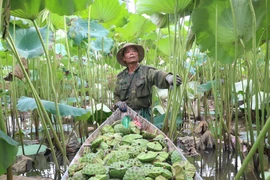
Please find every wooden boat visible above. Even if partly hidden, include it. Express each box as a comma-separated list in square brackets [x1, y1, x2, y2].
[61, 107, 202, 180]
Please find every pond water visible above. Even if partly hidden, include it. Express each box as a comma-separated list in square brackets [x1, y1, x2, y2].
[190, 150, 261, 180]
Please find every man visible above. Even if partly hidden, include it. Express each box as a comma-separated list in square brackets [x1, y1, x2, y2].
[114, 43, 182, 121]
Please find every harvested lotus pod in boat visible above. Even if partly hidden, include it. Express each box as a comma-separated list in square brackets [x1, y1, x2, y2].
[172, 161, 197, 179]
[170, 149, 182, 164]
[137, 151, 158, 163]
[104, 150, 130, 166]
[125, 158, 143, 167]
[68, 171, 85, 180]
[102, 133, 122, 147]
[153, 134, 167, 148]
[131, 138, 149, 148]
[109, 161, 130, 179]
[68, 163, 85, 177]
[114, 123, 131, 135]
[155, 151, 169, 162]
[123, 166, 146, 180]
[147, 141, 163, 151]
[147, 166, 172, 179]
[129, 121, 141, 134]
[88, 174, 107, 180]
[91, 136, 103, 150]
[153, 161, 171, 170]
[101, 124, 114, 135]
[121, 133, 142, 144]
[155, 175, 167, 180]
[142, 130, 156, 139]
[81, 163, 107, 176]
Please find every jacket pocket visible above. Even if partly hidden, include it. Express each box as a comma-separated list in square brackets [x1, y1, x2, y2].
[120, 83, 129, 100]
[136, 79, 150, 98]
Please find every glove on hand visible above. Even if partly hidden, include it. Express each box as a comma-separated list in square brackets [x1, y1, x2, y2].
[166, 74, 182, 86]
[116, 101, 127, 112]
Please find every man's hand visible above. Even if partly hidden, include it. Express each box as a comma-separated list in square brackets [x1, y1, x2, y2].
[115, 101, 127, 112]
[166, 74, 182, 86]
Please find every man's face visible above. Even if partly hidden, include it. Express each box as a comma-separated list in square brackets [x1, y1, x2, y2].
[123, 46, 139, 65]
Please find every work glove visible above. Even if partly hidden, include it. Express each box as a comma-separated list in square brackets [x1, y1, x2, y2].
[166, 74, 182, 86]
[115, 101, 127, 112]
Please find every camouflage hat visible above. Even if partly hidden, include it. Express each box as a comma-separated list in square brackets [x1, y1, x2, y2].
[116, 43, 145, 66]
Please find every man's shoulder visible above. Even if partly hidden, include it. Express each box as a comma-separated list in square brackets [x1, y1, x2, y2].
[117, 68, 127, 77]
[140, 65, 156, 71]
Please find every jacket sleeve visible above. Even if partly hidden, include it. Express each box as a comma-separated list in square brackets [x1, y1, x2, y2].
[148, 68, 171, 89]
[114, 77, 121, 103]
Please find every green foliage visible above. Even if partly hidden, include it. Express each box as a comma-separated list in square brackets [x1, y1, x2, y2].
[154, 113, 182, 129]
[192, 0, 270, 64]
[0, 130, 18, 175]
[136, 0, 193, 15]
[8, 25, 54, 59]
[67, 18, 112, 48]
[17, 96, 89, 117]
[45, 0, 94, 16]
[115, 14, 156, 42]
[90, 0, 122, 23]
[10, 0, 46, 20]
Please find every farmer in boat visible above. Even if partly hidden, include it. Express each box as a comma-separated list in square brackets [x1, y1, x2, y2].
[114, 43, 182, 121]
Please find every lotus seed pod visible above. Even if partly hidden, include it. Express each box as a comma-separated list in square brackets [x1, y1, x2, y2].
[91, 136, 103, 150]
[137, 151, 158, 163]
[114, 123, 131, 135]
[88, 174, 108, 180]
[147, 141, 163, 152]
[109, 161, 130, 178]
[81, 163, 107, 176]
[170, 150, 182, 164]
[123, 166, 146, 180]
[141, 130, 156, 139]
[101, 124, 115, 134]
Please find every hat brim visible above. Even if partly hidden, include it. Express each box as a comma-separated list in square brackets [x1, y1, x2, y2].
[116, 43, 145, 66]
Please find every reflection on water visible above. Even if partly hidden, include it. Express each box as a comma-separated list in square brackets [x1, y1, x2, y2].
[17, 153, 71, 180]
[188, 149, 261, 180]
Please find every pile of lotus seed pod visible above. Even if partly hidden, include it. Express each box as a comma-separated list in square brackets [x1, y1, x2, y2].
[67, 120, 196, 180]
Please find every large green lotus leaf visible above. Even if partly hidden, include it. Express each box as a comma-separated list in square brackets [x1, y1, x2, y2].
[10, 17, 32, 29]
[90, 0, 122, 23]
[17, 144, 47, 156]
[115, 14, 156, 41]
[136, 0, 192, 15]
[102, 4, 130, 29]
[0, 130, 18, 175]
[9, 0, 45, 20]
[50, 13, 66, 30]
[67, 18, 109, 45]
[157, 36, 174, 56]
[191, 0, 270, 64]
[8, 26, 54, 59]
[45, 0, 94, 16]
[90, 37, 113, 54]
[78, 3, 129, 28]
[17, 96, 89, 117]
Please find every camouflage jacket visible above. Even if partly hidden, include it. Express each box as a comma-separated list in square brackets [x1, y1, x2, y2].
[114, 65, 170, 110]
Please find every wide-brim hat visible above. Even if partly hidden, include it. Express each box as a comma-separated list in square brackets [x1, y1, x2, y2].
[116, 43, 145, 66]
